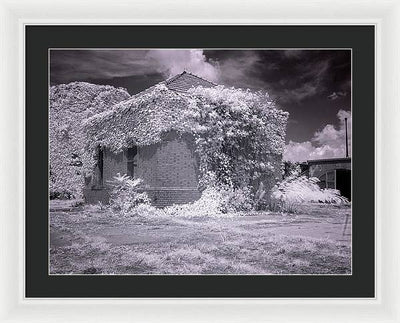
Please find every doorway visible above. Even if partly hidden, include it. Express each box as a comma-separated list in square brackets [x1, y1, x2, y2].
[336, 169, 351, 201]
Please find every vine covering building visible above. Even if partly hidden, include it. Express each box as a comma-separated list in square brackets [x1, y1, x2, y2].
[83, 71, 287, 207]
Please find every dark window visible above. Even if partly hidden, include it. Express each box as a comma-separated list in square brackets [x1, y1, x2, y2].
[127, 146, 137, 178]
[98, 149, 103, 176]
[94, 146, 104, 187]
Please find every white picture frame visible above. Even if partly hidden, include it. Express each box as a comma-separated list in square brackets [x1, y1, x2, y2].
[1, 0, 399, 321]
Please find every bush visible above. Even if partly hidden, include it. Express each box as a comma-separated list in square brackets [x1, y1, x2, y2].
[131, 203, 160, 217]
[199, 171, 254, 213]
[108, 173, 150, 216]
[50, 190, 74, 200]
[218, 185, 254, 213]
[106, 171, 254, 218]
[164, 183, 254, 218]
[270, 175, 349, 213]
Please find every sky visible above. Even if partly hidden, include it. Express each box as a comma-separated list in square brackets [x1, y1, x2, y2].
[50, 49, 351, 162]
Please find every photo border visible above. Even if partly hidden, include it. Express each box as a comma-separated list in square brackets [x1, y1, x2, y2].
[0, 0, 398, 321]
[47, 46, 354, 278]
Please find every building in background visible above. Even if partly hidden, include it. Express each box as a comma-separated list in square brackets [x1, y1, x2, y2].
[305, 157, 351, 200]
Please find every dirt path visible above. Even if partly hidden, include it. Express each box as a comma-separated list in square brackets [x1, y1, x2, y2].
[50, 204, 351, 247]
[93, 212, 351, 246]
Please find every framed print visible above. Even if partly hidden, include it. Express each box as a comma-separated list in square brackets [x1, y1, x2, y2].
[26, 25, 374, 298]
[0, 0, 399, 322]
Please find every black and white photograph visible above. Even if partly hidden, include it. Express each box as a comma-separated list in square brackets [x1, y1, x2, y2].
[49, 49, 352, 275]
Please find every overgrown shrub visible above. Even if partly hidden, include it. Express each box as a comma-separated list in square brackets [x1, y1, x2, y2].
[164, 187, 223, 217]
[108, 173, 150, 216]
[164, 182, 254, 218]
[50, 190, 74, 200]
[132, 203, 160, 217]
[50, 82, 130, 199]
[187, 86, 288, 190]
[270, 175, 349, 213]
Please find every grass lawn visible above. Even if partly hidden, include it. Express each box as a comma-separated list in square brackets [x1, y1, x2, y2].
[50, 202, 351, 275]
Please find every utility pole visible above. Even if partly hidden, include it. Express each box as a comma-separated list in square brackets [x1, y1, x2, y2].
[345, 117, 349, 158]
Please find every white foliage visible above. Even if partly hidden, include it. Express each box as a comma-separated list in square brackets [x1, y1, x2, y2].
[84, 84, 289, 200]
[108, 173, 151, 216]
[271, 175, 349, 213]
[49, 82, 130, 198]
[164, 183, 254, 218]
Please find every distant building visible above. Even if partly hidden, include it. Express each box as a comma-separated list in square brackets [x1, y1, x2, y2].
[306, 157, 351, 200]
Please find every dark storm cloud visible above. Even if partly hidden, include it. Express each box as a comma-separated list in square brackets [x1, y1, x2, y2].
[204, 50, 351, 105]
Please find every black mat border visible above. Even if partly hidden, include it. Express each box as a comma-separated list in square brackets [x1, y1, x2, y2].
[25, 25, 375, 298]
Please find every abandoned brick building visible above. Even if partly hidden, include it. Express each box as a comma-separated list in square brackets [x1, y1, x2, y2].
[83, 71, 283, 207]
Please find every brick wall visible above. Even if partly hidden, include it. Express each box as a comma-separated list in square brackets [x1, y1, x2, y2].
[84, 131, 201, 207]
[145, 188, 201, 208]
[136, 132, 199, 188]
[84, 131, 284, 207]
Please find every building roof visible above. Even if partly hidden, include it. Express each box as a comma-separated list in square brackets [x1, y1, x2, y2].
[133, 71, 216, 97]
[307, 157, 351, 165]
[164, 71, 216, 92]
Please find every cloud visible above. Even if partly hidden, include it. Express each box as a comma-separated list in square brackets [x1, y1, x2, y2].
[283, 141, 348, 162]
[51, 49, 351, 108]
[216, 51, 266, 90]
[50, 49, 220, 84]
[214, 50, 330, 103]
[313, 109, 351, 148]
[284, 109, 351, 162]
[284, 141, 315, 162]
[327, 91, 347, 100]
[279, 59, 331, 103]
[146, 50, 220, 82]
[213, 50, 344, 104]
[282, 50, 305, 59]
[50, 50, 152, 83]
[282, 83, 319, 102]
